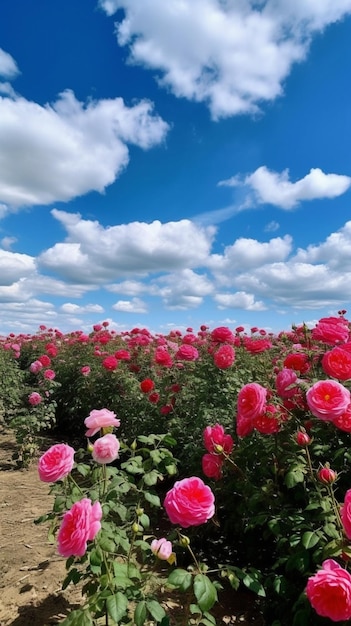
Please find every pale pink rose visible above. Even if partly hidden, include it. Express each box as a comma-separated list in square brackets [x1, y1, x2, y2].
[84, 408, 120, 437]
[28, 391, 42, 406]
[306, 559, 351, 621]
[341, 489, 351, 540]
[237, 383, 267, 421]
[202, 453, 224, 481]
[306, 380, 350, 421]
[203, 424, 233, 455]
[164, 477, 215, 528]
[57, 498, 102, 557]
[38, 443, 75, 482]
[92, 434, 120, 464]
[150, 538, 173, 560]
[29, 360, 43, 374]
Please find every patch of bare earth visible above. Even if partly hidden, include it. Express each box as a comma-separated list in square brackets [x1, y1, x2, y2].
[0, 426, 265, 625]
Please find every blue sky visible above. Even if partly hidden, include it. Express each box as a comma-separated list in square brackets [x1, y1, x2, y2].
[1, 0, 351, 336]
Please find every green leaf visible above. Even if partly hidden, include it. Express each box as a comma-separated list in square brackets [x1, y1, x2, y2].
[168, 568, 193, 592]
[139, 513, 150, 529]
[75, 463, 91, 477]
[62, 568, 81, 590]
[146, 599, 166, 622]
[60, 609, 93, 626]
[97, 535, 116, 553]
[301, 531, 320, 550]
[285, 468, 305, 488]
[144, 470, 160, 486]
[194, 574, 218, 612]
[242, 574, 266, 597]
[106, 592, 128, 623]
[134, 600, 148, 626]
[144, 491, 161, 507]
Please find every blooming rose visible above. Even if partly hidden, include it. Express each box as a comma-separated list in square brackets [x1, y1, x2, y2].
[164, 477, 215, 528]
[29, 360, 43, 374]
[28, 391, 42, 406]
[92, 434, 120, 464]
[150, 538, 173, 560]
[114, 349, 131, 360]
[306, 559, 351, 621]
[322, 347, 351, 381]
[154, 346, 173, 367]
[43, 369, 56, 380]
[283, 352, 310, 374]
[211, 326, 235, 344]
[237, 383, 267, 421]
[236, 413, 254, 437]
[175, 345, 199, 361]
[276, 368, 300, 399]
[341, 489, 351, 540]
[213, 345, 235, 369]
[38, 443, 75, 482]
[203, 424, 234, 455]
[84, 408, 120, 437]
[243, 338, 272, 354]
[334, 404, 351, 432]
[38, 354, 51, 366]
[81, 365, 91, 376]
[306, 380, 351, 421]
[312, 317, 350, 345]
[148, 392, 160, 404]
[253, 405, 281, 434]
[202, 454, 224, 481]
[57, 498, 102, 557]
[102, 356, 118, 371]
[140, 378, 155, 393]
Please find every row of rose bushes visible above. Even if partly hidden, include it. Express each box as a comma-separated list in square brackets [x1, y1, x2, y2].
[3, 313, 351, 623]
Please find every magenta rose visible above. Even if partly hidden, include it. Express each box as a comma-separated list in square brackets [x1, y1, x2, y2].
[312, 317, 350, 345]
[28, 391, 42, 406]
[102, 356, 118, 371]
[57, 498, 102, 557]
[276, 368, 300, 399]
[341, 489, 351, 539]
[203, 424, 233, 455]
[334, 404, 351, 432]
[84, 408, 121, 437]
[38, 443, 75, 482]
[237, 383, 267, 421]
[150, 538, 173, 560]
[213, 344, 235, 369]
[164, 477, 215, 528]
[92, 434, 120, 464]
[211, 326, 235, 344]
[306, 380, 350, 421]
[175, 344, 199, 361]
[154, 347, 173, 367]
[202, 454, 224, 481]
[322, 347, 351, 381]
[306, 559, 351, 621]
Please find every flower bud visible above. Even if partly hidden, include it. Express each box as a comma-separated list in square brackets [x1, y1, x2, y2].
[132, 522, 140, 533]
[131, 440, 137, 451]
[318, 466, 337, 484]
[179, 535, 190, 547]
[136, 508, 144, 517]
[296, 430, 311, 446]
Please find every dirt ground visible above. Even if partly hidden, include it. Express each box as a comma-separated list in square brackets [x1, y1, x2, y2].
[0, 426, 265, 626]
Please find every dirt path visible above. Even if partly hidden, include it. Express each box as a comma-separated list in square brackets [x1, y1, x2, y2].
[0, 426, 264, 626]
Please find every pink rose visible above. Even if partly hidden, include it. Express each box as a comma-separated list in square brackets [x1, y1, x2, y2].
[154, 346, 173, 367]
[236, 413, 254, 437]
[43, 369, 56, 380]
[29, 360, 43, 374]
[312, 317, 350, 345]
[175, 345, 199, 361]
[211, 326, 235, 344]
[306, 380, 350, 421]
[102, 356, 118, 371]
[92, 434, 120, 464]
[81, 365, 91, 376]
[57, 498, 102, 557]
[322, 347, 351, 381]
[334, 404, 351, 432]
[341, 489, 351, 539]
[202, 454, 224, 481]
[38, 443, 75, 482]
[275, 368, 300, 399]
[306, 559, 351, 621]
[237, 383, 267, 421]
[84, 408, 121, 437]
[150, 538, 173, 560]
[203, 424, 233, 455]
[213, 345, 235, 369]
[164, 477, 215, 528]
[243, 338, 272, 353]
[39, 354, 51, 366]
[28, 391, 42, 406]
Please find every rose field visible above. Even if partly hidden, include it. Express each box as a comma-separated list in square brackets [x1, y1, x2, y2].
[3, 316, 351, 625]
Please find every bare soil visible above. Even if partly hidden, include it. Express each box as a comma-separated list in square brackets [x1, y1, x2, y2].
[0, 427, 265, 626]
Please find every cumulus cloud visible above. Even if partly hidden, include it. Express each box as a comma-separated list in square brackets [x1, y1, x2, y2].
[0, 236, 17, 250]
[0, 49, 19, 79]
[214, 291, 266, 311]
[0, 89, 169, 208]
[99, 0, 351, 118]
[60, 303, 104, 314]
[112, 297, 148, 313]
[0, 249, 36, 285]
[219, 167, 351, 209]
[208, 235, 292, 277]
[38, 210, 216, 282]
[294, 220, 351, 271]
[155, 269, 214, 309]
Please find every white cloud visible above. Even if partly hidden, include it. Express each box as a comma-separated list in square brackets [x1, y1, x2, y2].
[0, 236, 17, 250]
[60, 302, 104, 314]
[214, 291, 266, 311]
[112, 297, 148, 313]
[0, 249, 36, 285]
[220, 166, 351, 209]
[294, 220, 351, 271]
[39, 210, 216, 281]
[208, 235, 292, 277]
[0, 49, 19, 78]
[99, 0, 351, 119]
[107, 280, 148, 295]
[156, 268, 214, 309]
[0, 89, 169, 208]
[264, 220, 279, 232]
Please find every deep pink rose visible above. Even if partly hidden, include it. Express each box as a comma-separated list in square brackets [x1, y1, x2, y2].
[203, 424, 233, 455]
[243, 338, 272, 353]
[154, 346, 173, 367]
[175, 345, 199, 361]
[92, 434, 120, 464]
[29, 360, 43, 374]
[237, 383, 267, 421]
[43, 369, 56, 380]
[213, 345, 235, 369]
[38, 443, 75, 482]
[28, 391, 42, 406]
[276, 368, 300, 399]
[39, 354, 51, 366]
[306, 380, 350, 421]
[253, 405, 281, 434]
[283, 352, 310, 374]
[84, 408, 120, 437]
[211, 326, 235, 344]
[322, 347, 351, 381]
[341, 489, 351, 540]
[202, 454, 224, 481]
[57, 498, 102, 557]
[317, 466, 337, 485]
[150, 538, 173, 560]
[236, 413, 254, 437]
[81, 365, 91, 376]
[296, 430, 311, 446]
[164, 477, 215, 528]
[102, 356, 118, 371]
[306, 559, 351, 621]
[334, 404, 351, 432]
[312, 317, 350, 345]
[114, 349, 131, 360]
